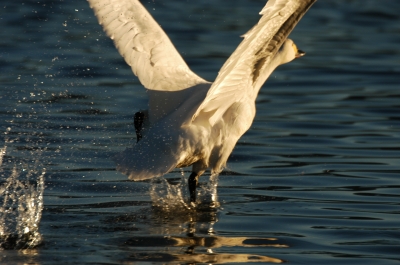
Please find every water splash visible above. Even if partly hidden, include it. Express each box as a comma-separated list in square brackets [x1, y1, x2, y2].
[0, 146, 45, 250]
[149, 172, 190, 211]
[197, 173, 219, 208]
[149, 171, 220, 211]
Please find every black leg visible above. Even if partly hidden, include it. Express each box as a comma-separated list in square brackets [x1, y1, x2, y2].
[134, 111, 145, 143]
[188, 172, 199, 203]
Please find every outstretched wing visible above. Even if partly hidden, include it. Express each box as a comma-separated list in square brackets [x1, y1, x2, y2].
[191, 0, 316, 126]
[88, 0, 207, 91]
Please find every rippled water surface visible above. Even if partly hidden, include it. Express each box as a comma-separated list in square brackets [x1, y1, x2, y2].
[1, 0, 400, 264]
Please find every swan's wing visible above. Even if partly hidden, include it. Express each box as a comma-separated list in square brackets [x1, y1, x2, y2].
[88, 0, 207, 91]
[191, 0, 316, 126]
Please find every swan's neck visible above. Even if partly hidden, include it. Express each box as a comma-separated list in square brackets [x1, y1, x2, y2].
[251, 51, 284, 100]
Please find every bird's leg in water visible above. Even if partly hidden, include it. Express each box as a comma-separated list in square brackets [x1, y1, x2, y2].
[188, 172, 200, 203]
[134, 111, 145, 142]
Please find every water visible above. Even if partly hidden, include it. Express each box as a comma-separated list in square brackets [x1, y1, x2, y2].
[0, 146, 45, 250]
[1, 0, 399, 263]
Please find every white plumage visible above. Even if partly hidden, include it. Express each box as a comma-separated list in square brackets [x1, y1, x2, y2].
[87, 0, 316, 202]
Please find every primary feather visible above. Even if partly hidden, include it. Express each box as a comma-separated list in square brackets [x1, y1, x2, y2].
[88, 0, 207, 92]
[192, 0, 315, 126]
[88, 0, 210, 124]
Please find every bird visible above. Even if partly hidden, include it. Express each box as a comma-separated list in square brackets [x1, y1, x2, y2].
[87, 0, 316, 204]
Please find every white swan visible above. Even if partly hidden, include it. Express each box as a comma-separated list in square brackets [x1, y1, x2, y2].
[87, 0, 316, 203]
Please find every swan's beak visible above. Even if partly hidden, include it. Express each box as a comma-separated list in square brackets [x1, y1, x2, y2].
[295, 49, 306, 58]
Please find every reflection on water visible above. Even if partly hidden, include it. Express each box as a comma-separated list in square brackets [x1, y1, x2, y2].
[122, 243, 284, 264]
[167, 236, 286, 264]
[0, 145, 45, 250]
[119, 199, 286, 264]
[1, 0, 400, 263]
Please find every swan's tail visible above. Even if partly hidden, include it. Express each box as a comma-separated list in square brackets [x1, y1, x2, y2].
[113, 130, 178, 181]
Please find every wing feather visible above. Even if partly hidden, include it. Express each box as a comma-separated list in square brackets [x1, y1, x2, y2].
[192, 0, 316, 126]
[88, 0, 208, 91]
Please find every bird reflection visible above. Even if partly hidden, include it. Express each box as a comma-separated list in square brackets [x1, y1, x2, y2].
[122, 207, 287, 264]
[168, 252, 284, 264]
[170, 223, 287, 263]
[123, 233, 286, 264]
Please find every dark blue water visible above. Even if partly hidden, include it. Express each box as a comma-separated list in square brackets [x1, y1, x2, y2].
[1, 0, 399, 264]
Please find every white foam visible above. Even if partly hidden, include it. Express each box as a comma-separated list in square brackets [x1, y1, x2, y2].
[0, 146, 45, 250]
[149, 171, 220, 212]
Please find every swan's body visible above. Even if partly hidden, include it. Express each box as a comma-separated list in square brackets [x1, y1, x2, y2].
[87, 0, 316, 202]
